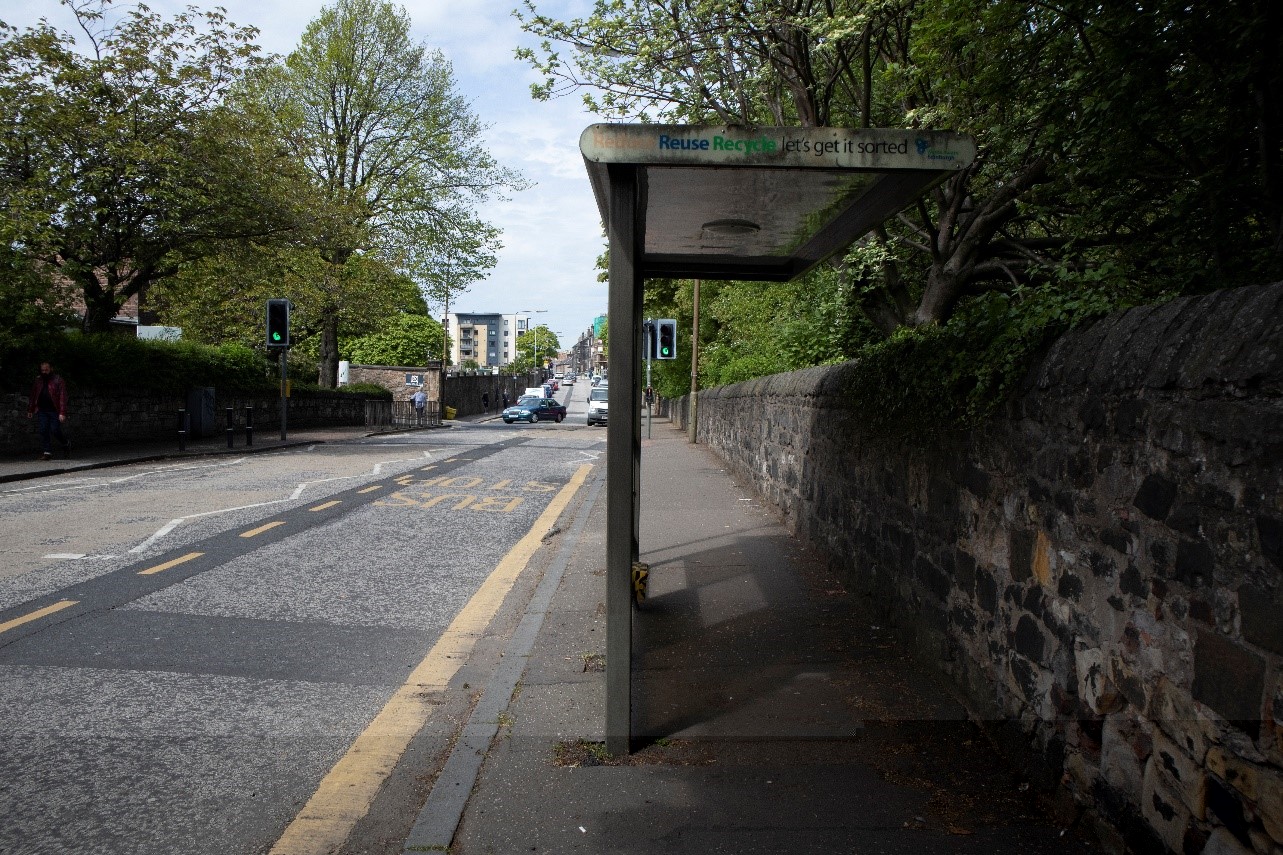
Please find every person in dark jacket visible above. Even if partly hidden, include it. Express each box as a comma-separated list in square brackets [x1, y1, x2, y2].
[27, 362, 70, 461]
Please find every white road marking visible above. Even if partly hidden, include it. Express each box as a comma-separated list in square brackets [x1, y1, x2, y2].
[127, 454, 431, 554]
[41, 553, 118, 561]
[1, 458, 248, 497]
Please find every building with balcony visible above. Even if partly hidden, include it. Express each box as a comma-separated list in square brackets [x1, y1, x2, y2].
[443, 312, 524, 369]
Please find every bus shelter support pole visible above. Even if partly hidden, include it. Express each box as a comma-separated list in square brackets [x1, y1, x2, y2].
[605, 164, 642, 757]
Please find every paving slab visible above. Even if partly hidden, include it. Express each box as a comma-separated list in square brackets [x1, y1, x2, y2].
[439, 418, 1101, 854]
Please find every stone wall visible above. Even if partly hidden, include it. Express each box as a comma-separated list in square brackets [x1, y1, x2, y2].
[443, 373, 538, 418]
[1, 388, 371, 456]
[347, 364, 442, 404]
[668, 283, 1283, 855]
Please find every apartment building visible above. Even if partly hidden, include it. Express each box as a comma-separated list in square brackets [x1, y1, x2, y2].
[443, 312, 524, 368]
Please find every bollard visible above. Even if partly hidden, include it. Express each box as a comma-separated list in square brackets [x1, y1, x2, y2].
[226, 407, 235, 449]
[245, 406, 254, 446]
[178, 408, 188, 452]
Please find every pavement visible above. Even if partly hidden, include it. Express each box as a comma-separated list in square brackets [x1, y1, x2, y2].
[2, 413, 1101, 853]
[403, 417, 1102, 854]
[0, 422, 437, 484]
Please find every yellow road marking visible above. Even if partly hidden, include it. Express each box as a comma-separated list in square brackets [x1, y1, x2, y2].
[269, 463, 594, 855]
[138, 552, 204, 576]
[309, 501, 341, 512]
[0, 599, 78, 635]
[358, 485, 382, 494]
[240, 521, 286, 538]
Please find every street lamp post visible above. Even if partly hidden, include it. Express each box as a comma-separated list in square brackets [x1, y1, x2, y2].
[519, 309, 547, 377]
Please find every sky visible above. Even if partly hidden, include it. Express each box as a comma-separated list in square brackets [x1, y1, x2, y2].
[0, 0, 607, 353]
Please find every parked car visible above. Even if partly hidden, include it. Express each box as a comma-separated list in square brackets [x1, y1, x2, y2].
[503, 395, 567, 424]
[586, 386, 608, 426]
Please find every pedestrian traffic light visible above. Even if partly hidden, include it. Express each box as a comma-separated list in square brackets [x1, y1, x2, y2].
[656, 318, 677, 360]
[266, 299, 290, 348]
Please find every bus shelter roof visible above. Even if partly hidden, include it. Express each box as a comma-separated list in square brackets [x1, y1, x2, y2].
[580, 124, 977, 282]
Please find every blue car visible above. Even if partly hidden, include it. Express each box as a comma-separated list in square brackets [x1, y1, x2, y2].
[502, 395, 566, 424]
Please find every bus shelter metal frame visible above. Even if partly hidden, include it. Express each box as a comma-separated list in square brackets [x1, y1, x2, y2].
[581, 124, 976, 755]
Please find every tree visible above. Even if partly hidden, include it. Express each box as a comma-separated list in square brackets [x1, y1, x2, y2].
[514, 325, 560, 368]
[263, 0, 526, 387]
[519, 0, 1283, 335]
[0, 1, 311, 332]
[344, 313, 444, 366]
[151, 244, 428, 357]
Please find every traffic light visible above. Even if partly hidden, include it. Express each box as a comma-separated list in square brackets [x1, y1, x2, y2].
[656, 318, 677, 360]
[266, 299, 290, 348]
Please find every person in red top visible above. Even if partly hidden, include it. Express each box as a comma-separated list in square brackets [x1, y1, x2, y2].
[27, 361, 70, 461]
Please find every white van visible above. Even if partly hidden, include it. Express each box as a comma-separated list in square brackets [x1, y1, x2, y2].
[586, 386, 608, 426]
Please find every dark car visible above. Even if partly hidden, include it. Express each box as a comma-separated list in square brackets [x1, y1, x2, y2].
[502, 395, 566, 424]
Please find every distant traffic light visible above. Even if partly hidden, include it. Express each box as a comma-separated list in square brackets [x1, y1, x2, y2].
[656, 318, 677, 360]
[266, 299, 290, 348]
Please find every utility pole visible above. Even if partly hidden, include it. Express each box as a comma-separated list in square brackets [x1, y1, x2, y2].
[643, 321, 654, 439]
[689, 279, 700, 443]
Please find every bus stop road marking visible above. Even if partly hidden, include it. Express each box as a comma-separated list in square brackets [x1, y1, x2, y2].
[268, 463, 593, 855]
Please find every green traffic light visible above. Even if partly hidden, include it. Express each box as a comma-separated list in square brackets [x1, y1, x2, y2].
[272, 332, 282, 341]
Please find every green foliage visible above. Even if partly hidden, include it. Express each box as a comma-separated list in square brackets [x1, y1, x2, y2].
[339, 382, 393, 399]
[2, 333, 277, 394]
[845, 278, 1126, 437]
[0, 246, 77, 349]
[0, 1, 312, 331]
[155, 247, 431, 353]
[258, 0, 527, 385]
[642, 272, 871, 398]
[343, 314, 445, 366]
[523, 0, 1283, 340]
[513, 325, 560, 369]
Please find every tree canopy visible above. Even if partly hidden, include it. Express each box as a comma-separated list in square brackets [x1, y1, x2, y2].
[512, 324, 560, 371]
[262, 0, 527, 386]
[344, 313, 445, 367]
[0, 0, 312, 332]
[520, 0, 1283, 335]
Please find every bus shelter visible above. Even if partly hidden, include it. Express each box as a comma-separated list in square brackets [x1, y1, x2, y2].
[580, 124, 976, 754]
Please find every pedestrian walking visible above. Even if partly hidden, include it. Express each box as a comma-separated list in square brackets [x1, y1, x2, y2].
[27, 361, 70, 461]
[411, 389, 427, 424]
[482, 392, 490, 414]
[501, 390, 510, 409]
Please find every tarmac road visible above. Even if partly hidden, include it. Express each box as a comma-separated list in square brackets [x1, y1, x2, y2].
[0, 424, 603, 855]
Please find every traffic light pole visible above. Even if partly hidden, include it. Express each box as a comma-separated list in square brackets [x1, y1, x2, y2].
[278, 350, 288, 441]
[644, 322, 653, 440]
[265, 298, 292, 442]
[646, 348, 653, 439]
